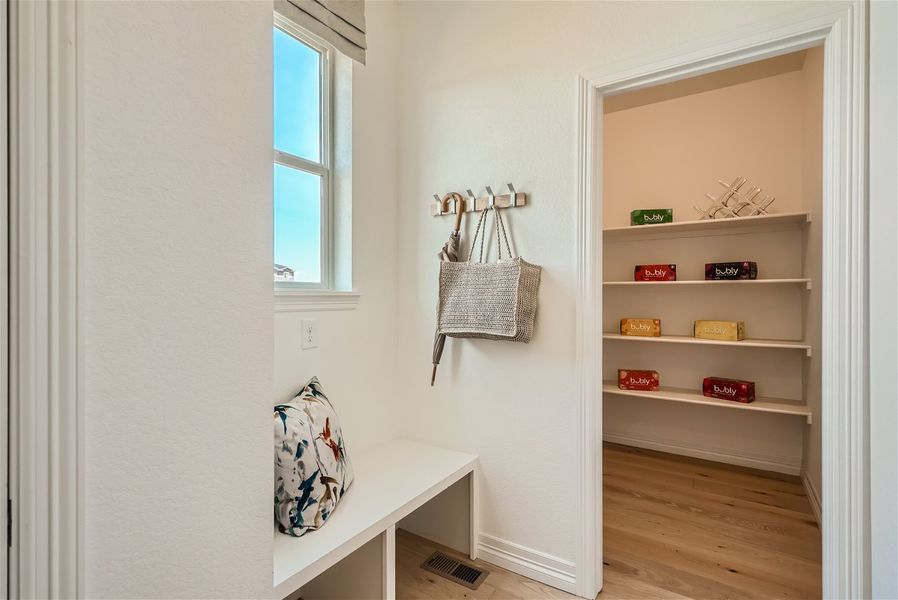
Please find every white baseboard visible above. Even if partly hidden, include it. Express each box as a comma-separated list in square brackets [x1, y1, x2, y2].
[801, 472, 822, 525]
[603, 431, 801, 476]
[477, 533, 576, 595]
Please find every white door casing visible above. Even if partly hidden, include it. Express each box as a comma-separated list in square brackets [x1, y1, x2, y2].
[1, 0, 8, 594]
[8, 0, 80, 597]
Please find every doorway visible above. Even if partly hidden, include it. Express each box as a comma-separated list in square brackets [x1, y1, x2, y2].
[599, 46, 824, 597]
[574, 5, 868, 598]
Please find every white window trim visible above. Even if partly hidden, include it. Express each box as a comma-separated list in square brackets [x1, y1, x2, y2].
[274, 290, 361, 313]
[274, 13, 335, 292]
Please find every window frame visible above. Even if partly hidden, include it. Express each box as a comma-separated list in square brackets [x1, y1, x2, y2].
[273, 13, 336, 291]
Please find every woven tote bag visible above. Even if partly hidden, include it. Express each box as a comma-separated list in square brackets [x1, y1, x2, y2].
[437, 206, 541, 342]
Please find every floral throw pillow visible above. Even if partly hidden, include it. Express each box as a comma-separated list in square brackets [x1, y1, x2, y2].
[274, 377, 354, 537]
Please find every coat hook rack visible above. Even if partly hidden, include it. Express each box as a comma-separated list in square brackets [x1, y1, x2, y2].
[431, 183, 527, 216]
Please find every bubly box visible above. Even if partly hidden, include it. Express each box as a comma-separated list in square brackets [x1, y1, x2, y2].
[694, 320, 745, 341]
[702, 377, 755, 403]
[634, 264, 676, 281]
[620, 318, 661, 337]
[630, 209, 673, 226]
[617, 369, 660, 391]
[705, 261, 758, 280]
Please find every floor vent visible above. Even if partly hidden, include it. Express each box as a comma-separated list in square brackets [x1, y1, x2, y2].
[420, 551, 489, 590]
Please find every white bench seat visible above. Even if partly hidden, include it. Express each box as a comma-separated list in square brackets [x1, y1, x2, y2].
[273, 438, 479, 598]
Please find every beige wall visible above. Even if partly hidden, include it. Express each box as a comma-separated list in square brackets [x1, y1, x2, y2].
[800, 45, 824, 509]
[604, 58, 808, 227]
[395, 0, 841, 573]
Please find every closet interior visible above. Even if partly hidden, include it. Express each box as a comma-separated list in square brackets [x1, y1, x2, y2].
[601, 46, 825, 595]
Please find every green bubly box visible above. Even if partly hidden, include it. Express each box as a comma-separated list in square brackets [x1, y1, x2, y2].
[630, 209, 673, 226]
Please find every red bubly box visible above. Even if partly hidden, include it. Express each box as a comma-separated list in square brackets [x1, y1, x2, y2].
[634, 264, 676, 281]
[702, 377, 755, 403]
[618, 369, 660, 391]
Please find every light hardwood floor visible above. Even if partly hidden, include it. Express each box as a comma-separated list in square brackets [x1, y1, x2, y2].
[601, 443, 821, 599]
[397, 529, 572, 599]
[396, 444, 821, 599]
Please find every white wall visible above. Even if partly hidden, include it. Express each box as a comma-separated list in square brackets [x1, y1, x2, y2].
[869, 0, 898, 595]
[80, 2, 274, 597]
[78, 1, 890, 596]
[82, 1, 402, 597]
[274, 0, 401, 457]
[395, 0, 842, 577]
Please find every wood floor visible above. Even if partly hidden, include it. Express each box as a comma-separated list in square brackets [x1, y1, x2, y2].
[397, 529, 572, 599]
[397, 444, 821, 599]
[602, 443, 821, 599]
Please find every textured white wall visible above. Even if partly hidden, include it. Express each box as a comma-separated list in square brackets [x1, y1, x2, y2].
[81, 2, 274, 597]
[82, 1, 402, 597]
[394, 0, 843, 568]
[273, 0, 401, 456]
[869, 0, 898, 596]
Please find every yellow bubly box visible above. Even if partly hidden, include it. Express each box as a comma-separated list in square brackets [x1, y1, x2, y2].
[620, 318, 661, 337]
[694, 320, 745, 341]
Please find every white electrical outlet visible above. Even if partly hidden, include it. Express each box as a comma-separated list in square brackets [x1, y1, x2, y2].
[301, 319, 318, 350]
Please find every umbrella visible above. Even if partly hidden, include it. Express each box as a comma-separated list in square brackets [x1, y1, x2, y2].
[431, 192, 466, 386]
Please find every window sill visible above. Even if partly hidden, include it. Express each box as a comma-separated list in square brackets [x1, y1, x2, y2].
[274, 290, 360, 313]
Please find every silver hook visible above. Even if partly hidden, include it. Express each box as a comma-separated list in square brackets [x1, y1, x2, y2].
[486, 186, 495, 209]
[433, 194, 443, 214]
[507, 183, 516, 207]
[466, 189, 477, 213]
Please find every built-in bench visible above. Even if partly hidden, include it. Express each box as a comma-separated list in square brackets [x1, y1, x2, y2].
[273, 439, 479, 599]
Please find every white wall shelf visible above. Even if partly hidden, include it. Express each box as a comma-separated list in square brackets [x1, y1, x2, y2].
[603, 211, 811, 241]
[602, 383, 812, 423]
[603, 333, 812, 356]
[604, 278, 811, 290]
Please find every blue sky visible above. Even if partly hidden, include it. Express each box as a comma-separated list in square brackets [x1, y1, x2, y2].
[274, 27, 321, 283]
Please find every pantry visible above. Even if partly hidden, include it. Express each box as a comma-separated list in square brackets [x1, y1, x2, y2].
[602, 47, 823, 486]
[601, 48, 824, 507]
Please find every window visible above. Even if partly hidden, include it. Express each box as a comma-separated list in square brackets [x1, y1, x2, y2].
[273, 17, 333, 289]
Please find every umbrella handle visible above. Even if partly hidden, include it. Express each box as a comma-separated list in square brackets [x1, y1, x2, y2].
[454, 199, 466, 232]
[439, 192, 466, 232]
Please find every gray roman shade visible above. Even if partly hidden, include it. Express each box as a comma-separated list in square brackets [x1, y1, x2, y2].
[276, 0, 367, 64]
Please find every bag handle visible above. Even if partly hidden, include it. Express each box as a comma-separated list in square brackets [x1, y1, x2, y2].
[494, 204, 512, 260]
[468, 191, 514, 263]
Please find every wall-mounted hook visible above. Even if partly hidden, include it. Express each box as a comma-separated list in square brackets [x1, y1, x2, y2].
[466, 189, 477, 212]
[430, 186, 528, 217]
